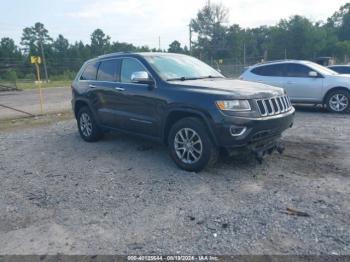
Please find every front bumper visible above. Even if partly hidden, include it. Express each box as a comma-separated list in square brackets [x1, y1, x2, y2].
[212, 107, 295, 149]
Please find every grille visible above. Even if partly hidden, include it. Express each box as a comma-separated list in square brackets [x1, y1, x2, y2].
[256, 95, 292, 117]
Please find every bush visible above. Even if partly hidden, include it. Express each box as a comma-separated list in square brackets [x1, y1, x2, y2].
[2, 70, 17, 81]
[50, 70, 76, 81]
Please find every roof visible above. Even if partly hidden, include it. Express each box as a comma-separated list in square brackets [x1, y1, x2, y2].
[97, 52, 185, 59]
[251, 59, 314, 68]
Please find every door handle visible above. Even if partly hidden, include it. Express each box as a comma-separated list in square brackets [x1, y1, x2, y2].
[286, 81, 295, 84]
[89, 84, 97, 88]
[115, 87, 125, 91]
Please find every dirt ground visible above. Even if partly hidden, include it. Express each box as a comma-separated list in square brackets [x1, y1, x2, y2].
[0, 106, 349, 255]
[0, 87, 71, 120]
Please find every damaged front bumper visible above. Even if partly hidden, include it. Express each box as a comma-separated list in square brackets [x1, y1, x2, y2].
[215, 107, 295, 160]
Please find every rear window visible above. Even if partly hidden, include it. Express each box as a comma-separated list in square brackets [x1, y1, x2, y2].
[97, 60, 119, 81]
[251, 64, 284, 77]
[80, 62, 99, 80]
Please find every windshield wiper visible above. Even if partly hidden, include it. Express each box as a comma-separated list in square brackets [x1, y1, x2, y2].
[198, 75, 224, 79]
[167, 75, 223, 81]
[167, 77, 199, 81]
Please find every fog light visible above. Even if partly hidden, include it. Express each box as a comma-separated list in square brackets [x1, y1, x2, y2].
[230, 126, 247, 136]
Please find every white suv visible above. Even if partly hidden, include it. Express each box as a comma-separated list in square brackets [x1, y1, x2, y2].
[240, 60, 350, 113]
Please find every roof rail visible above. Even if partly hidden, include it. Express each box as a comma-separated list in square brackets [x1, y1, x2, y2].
[97, 51, 132, 58]
[256, 59, 291, 65]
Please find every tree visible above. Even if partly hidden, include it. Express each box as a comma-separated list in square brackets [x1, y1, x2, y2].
[168, 40, 184, 53]
[0, 37, 21, 58]
[21, 22, 52, 81]
[328, 3, 350, 41]
[53, 34, 69, 53]
[191, 2, 229, 62]
[90, 29, 111, 56]
[267, 16, 326, 60]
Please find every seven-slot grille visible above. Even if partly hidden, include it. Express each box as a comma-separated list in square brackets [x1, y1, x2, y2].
[256, 95, 292, 116]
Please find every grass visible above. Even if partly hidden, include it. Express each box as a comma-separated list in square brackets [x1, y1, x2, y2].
[15, 80, 72, 90]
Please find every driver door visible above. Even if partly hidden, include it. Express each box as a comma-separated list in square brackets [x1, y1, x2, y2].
[282, 63, 324, 102]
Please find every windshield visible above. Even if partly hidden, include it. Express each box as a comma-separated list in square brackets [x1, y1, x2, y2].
[143, 54, 224, 81]
[307, 62, 338, 76]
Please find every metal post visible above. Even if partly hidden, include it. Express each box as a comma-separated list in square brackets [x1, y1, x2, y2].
[35, 63, 44, 114]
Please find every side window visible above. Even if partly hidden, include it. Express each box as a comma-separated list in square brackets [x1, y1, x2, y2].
[121, 58, 147, 83]
[251, 64, 284, 77]
[80, 62, 98, 80]
[335, 67, 350, 74]
[97, 60, 119, 81]
[285, 63, 312, 77]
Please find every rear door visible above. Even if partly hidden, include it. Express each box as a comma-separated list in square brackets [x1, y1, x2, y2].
[79, 61, 102, 114]
[94, 58, 126, 128]
[282, 63, 324, 102]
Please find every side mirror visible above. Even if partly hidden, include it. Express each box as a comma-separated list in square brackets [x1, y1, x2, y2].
[131, 71, 154, 85]
[309, 71, 318, 77]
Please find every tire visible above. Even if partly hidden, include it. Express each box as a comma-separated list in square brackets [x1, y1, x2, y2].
[168, 117, 218, 172]
[325, 89, 350, 113]
[77, 106, 103, 142]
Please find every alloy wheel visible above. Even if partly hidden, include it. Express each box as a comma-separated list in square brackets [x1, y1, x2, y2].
[174, 128, 203, 164]
[80, 112, 93, 137]
[329, 93, 349, 112]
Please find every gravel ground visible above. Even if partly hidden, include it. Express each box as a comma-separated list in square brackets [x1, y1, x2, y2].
[0, 106, 349, 255]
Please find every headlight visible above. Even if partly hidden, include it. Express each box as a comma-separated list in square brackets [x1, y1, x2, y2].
[216, 100, 251, 112]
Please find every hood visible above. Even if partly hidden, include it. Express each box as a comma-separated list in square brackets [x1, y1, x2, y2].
[170, 78, 284, 99]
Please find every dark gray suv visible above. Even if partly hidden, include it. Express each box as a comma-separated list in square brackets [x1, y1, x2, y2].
[72, 52, 295, 171]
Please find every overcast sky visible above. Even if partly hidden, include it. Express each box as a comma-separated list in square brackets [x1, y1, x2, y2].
[0, 0, 349, 49]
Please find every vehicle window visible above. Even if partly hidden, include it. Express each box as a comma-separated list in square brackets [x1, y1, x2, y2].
[285, 63, 312, 77]
[121, 58, 147, 83]
[80, 62, 98, 80]
[251, 64, 284, 77]
[331, 66, 350, 74]
[307, 62, 337, 75]
[144, 54, 223, 80]
[97, 60, 118, 81]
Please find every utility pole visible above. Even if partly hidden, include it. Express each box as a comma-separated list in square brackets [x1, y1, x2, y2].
[158, 36, 161, 51]
[243, 43, 246, 67]
[284, 48, 287, 59]
[189, 23, 192, 54]
[39, 38, 49, 83]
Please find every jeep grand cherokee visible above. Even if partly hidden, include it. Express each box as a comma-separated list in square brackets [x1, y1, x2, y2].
[72, 53, 295, 172]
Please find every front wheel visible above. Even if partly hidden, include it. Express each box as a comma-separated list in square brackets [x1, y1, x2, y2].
[325, 90, 350, 113]
[168, 117, 218, 172]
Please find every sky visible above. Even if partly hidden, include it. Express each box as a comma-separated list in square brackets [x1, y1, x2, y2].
[0, 0, 349, 49]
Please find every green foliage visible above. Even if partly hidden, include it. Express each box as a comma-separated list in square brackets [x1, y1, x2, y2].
[190, 3, 350, 64]
[2, 70, 17, 81]
[50, 70, 76, 81]
[2, 3, 350, 82]
[168, 41, 185, 53]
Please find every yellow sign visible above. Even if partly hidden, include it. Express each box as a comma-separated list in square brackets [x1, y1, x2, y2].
[30, 56, 41, 64]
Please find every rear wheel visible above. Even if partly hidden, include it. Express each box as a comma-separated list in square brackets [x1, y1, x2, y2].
[77, 106, 103, 142]
[168, 117, 218, 172]
[325, 90, 350, 113]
